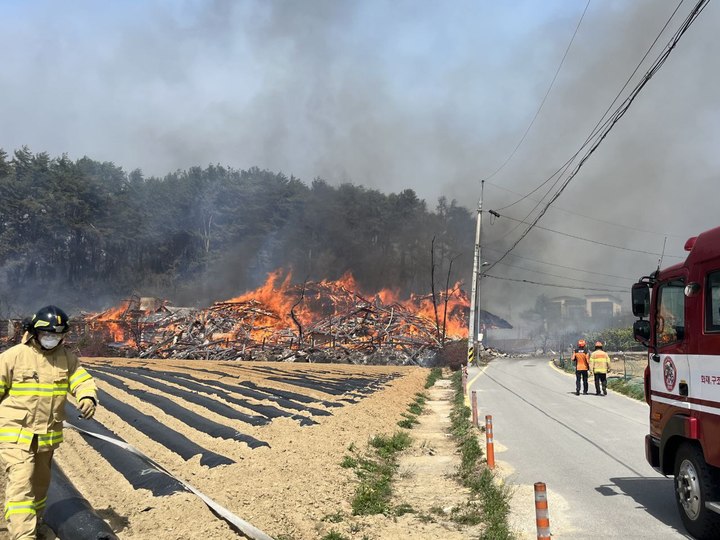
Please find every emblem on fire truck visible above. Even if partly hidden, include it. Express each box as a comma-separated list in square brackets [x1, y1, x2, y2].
[663, 356, 677, 392]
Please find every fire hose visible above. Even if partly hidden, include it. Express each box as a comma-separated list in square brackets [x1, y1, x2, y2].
[64, 421, 275, 540]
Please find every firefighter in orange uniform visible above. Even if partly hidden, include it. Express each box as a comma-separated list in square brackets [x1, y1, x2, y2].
[571, 339, 590, 395]
[0, 306, 98, 540]
[590, 340, 611, 396]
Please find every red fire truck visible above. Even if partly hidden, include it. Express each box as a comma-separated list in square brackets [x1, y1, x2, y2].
[632, 226, 720, 539]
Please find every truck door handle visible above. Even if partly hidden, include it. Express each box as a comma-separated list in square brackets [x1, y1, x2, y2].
[679, 382, 688, 396]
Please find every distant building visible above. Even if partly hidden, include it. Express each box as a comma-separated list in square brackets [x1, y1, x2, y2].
[585, 294, 623, 319]
[549, 294, 622, 320]
[548, 296, 587, 320]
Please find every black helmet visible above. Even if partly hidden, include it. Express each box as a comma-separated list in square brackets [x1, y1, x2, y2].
[30, 305, 70, 334]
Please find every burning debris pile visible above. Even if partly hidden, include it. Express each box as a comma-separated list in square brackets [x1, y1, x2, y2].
[79, 272, 474, 364]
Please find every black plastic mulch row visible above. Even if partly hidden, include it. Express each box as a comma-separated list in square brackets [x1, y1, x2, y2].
[93, 370, 271, 447]
[46, 462, 121, 539]
[170, 364, 344, 408]
[110, 365, 318, 426]
[150, 371, 332, 425]
[265, 372, 400, 398]
[90, 365, 269, 426]
[238, 364, 400, 397]
[108, 362, 345, 408]
[96, 389, 235, 468]
[64, 402, 185, 496]
[162, 371, 332, 426]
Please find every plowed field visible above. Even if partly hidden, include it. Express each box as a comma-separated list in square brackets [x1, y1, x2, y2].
[0, 358, 434, 539]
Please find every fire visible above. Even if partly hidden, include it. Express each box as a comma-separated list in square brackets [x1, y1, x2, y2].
[80, 271, 471, 357]
[86, 300, 135, 343]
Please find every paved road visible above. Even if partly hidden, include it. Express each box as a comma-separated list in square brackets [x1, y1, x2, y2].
[467, 356, 691, 539]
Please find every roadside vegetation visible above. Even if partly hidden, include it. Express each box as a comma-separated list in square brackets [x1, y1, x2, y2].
[330, 367, 514, 539]
[607, 377, 645, 400]
[449, 371, 514, 540]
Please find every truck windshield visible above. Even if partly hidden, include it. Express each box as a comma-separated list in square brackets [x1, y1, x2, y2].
[657, 279, 685, 345]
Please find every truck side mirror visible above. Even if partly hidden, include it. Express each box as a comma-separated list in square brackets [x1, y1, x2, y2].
[633, 319, 651, 346]
[632, 283, 650, 318]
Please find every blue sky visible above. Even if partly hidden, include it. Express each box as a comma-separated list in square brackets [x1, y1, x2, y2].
[1, 0, 718, 316]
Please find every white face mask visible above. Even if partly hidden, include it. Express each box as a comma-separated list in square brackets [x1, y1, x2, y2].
[38, 333, 63, 350]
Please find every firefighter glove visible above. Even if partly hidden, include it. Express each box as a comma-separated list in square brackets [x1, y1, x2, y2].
[77, 397, 96, 419]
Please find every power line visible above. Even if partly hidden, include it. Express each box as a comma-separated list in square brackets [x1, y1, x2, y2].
[486, 180, 685, 239]
[492, 260, 630, 288]
[485, 0, 709, 274]
[482, 273, 627, 293]
[483, 247, 638, 281]
[480, 0, 592, 182]
[493, 212, 686, 258]
[495, 0, 687, 213]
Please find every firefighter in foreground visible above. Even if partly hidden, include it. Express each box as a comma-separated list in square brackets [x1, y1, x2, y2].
[0, 305, 98, 540]
[590, 340, 611, 396]
[571, 339, 590, 395]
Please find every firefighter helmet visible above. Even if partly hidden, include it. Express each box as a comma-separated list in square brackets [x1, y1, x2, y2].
[595, 341, 603, 348]
[577, 339, 586, 348]
[30, 305, 70, 334]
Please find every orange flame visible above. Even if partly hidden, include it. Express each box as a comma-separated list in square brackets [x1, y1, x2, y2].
[84, 270, 470, 352]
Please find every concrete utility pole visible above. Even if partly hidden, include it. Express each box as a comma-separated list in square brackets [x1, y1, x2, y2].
[467, 182, 484, 365]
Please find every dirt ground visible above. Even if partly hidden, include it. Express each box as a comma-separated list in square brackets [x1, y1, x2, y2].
[0, 358, 484, 540]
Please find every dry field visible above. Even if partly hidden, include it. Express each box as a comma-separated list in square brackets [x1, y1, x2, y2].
[0, 358, 476, 540]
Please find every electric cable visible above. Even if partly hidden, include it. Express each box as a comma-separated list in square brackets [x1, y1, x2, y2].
[495, 0, 687, 212]
[484, 0, 709, 274]
[483, 246, 637, 281]
[481, 273, 627, 293]
[480, 0, 592, 182]
[493, 212, 685, 258]
[486, 180, 685, 239]
[492, 260, 633, 287]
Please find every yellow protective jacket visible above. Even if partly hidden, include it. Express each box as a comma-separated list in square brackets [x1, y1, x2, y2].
[590, 350, 611, 374]
[0, 333, 97, 451]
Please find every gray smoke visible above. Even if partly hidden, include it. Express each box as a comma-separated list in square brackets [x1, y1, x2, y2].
[1, 0, 718, 324]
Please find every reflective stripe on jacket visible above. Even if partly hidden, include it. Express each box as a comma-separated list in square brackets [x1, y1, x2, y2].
[590, 350, 610, 373]
[0, 333, 97, 451]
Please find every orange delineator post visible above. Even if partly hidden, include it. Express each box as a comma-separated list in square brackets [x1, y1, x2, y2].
[534, 482, 551, 540]
[485, 414, 495, 469]
[471, 390, 478, 427]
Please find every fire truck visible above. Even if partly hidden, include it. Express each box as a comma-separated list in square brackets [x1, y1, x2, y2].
[632, 226, 720, 539]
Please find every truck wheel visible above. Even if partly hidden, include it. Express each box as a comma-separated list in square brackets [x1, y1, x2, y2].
[674, 443, 720, 539]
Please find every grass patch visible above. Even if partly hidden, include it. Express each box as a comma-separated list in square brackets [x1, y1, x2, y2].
[397, 417, 418, 429]
[394, 503, 415, 516]
[369, 432, 412, 459]
[397, 393, 427, 429]
[340, 455, 358, 468]
[449, 371, 514, 539]
[343, 369, 443, 516]
[321, 511, 345, 523]
[425, 367, 443, 388]
[408, 401, 423, 415]
[343, 431, 412, 516]
[319, 532, 349, 540]
[608, 377, 645, 400]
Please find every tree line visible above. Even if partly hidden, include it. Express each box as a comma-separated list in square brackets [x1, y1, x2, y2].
[0, 147, 475, 316]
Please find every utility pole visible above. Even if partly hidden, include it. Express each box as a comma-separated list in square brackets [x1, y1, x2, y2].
[467, 181, 484, 366]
